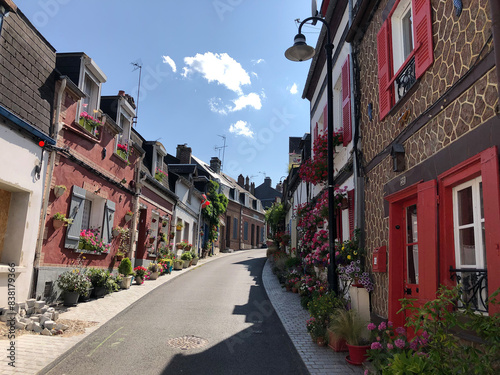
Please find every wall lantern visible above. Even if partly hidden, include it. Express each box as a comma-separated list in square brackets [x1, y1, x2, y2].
[391, 144, 405, 172]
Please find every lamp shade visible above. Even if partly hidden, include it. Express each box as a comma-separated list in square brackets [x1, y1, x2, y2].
[285, 33, 316, 62]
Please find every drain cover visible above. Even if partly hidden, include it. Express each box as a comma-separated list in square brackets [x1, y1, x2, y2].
[167, 335, 209, 350]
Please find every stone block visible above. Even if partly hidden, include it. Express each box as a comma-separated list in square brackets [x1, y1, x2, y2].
[34, 301, 45, 308]
[0, 314, 7, 322]
[55, 323, 69, 331]
[41, 328, 52, 336]
[26, 307, 34, 315]
[30, 316, 40, 322]
[40, 307, 48, 314]
[26, 323, 33, 331]
[43, 320, 56, 330]
[14, 321, 26, 330]
[32, 322, 43, 333]
[19, 309, 26, 317]
[26, 299, 36, 308]
[15, 302, 26, 310]
[20, 318, 31, 324]
[52, 311, 59, 321]
[11, 304, 20, 313]
[39, 315, 50, 325]
[47, 307, 55, 313]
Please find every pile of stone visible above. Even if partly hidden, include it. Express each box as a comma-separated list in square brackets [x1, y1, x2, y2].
[0, 299, 69, 336]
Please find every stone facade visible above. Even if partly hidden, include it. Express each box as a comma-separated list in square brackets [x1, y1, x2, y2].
[357, 0, 498, 318]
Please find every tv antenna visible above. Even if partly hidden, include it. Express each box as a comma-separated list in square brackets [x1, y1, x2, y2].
[131, 60, 142, 127]
[214, 135, 227, 171]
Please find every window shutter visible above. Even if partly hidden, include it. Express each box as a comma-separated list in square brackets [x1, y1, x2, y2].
[417, 180, 438, 302]
[342, 56, 352, 146]
[101, 200, 116, 244]
[377, 20, 392, 120]
[413, 0, 434, 78]
[65, 186, 86, 249]
[314, 122, 318, 142]
[335, 209, 342, 243]
[348, 189, 355, 238]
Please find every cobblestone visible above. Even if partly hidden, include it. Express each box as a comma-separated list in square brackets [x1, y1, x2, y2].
[262, 260, 363, 375]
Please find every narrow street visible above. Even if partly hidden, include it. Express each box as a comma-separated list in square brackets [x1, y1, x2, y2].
[39, 250, 308, 375]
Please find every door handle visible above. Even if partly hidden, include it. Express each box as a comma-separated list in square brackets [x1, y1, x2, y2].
[404, 288, 412, 295]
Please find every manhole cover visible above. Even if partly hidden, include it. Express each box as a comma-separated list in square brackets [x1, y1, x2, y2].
[167, 335, 209, 350]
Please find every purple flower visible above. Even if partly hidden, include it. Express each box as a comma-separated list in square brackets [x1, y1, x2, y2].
[396, 327, 406, 335]
[394, 339, 405, 349]
[409, 340, 419, 350]
[422, 331, 429, 339]
[364, 370, 369, 375]
[387, 343, 394, 350]
[378, 322, 387, 330]
[388, 321, 394, 327]
[367, 323, 376, 331]
[371, 342, 383, 350]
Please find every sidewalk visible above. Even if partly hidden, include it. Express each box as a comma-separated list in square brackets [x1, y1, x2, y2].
[0, 252, 236, 375]
[262, 260, 363, 375]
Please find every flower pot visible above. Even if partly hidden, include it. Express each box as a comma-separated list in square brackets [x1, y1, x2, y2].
[124, 214, 132, 223]
[168, 265, 173, 274]
[345, 344, 370, 365]
[189, 260, 193, 267]
[149, 237, 156, 244]
[327, 328, 348, 352]
[121, 276, 132, 289]
[174, 261, 183, 270]
[112, 229, 120, 238]
[63, 291, 79, 306]
[191, 258, 199, 266]
[53, 219, 64, 229]
[135, 276, 144, 285]
[53, 186, 66, 198]
[80, 289, 92, 302]
[149, 271, 159, 280]
[317, 337, 327, 347]
[292, 287, 298, 293]
[176, 225, 183, 231]
[92, 286, 108, 299]
[183, 260, 190, 268]
[115, 254, 124, 261]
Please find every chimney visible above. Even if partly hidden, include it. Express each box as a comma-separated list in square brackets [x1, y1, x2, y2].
[237, 174, 245, 187]
[245, 176, 250, 191]
[264, 177, 272, 187]
[250, 182, 255, 195]
[176, 144, 192, 164]
[276, 182, 283, 193]
[210, 157, 221, 174]
[118, 90, 125, 96]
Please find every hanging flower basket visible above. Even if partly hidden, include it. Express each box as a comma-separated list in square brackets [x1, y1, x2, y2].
[53, 185, 67, 198]
[176, 224, 183, 231]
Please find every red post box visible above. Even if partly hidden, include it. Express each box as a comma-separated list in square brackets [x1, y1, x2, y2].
[372, 246, 387, 273]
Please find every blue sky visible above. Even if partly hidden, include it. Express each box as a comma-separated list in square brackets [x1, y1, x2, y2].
[16, 0, 321, 188]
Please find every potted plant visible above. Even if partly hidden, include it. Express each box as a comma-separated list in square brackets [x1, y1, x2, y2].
[176, 221, 184, 231]
[148, 262, 160, 280]
[56, 269, 91, 306]
[133, 266, 147, 284]
[125, 210, 133, 222]
[173, 258, 183, 270]
[191, 251, 199, 266]
[161, 258, 173, 274]
[162, 220, 168, 227]
[148, 235, 156, 244]
[53, 212, 73, 229]
[86, 268, 112, 298]
[53, 184, 67, 198]
[118, 258, 134, 289]
[329, 309, 370, 365]
[181, 251, 193, 268]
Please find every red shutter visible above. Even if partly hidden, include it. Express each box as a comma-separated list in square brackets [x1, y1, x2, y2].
[323, 105, 328, 134]
[413, 0, 434, 78]
[417, 180, 438, 302]
[348, 189, 355, 238]
[342, 56, 352, 146]
[377, 20, 392, 120]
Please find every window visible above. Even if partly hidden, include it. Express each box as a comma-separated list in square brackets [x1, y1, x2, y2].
[233, 218, 238, 239]
[65, 186, 115, 250]
[82, 74, 99, 115]
[244, 221, 248, 241]
[148, 212, 160, 256]
[377, 0, 433, 119]
[115, 99, 135, 160]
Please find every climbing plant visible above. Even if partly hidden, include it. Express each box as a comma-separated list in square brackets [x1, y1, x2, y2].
[202, 180, 228, 244]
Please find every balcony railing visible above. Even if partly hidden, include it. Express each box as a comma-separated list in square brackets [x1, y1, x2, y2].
[395, 56, 417, 101]
[449, 266, 488, 313]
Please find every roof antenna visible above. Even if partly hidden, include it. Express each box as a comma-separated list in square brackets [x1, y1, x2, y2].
[131, 60, 142, 127]
[216, 135, 227, 171]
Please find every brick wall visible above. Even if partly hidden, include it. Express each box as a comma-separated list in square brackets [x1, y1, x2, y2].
[0, 8, 55, 135]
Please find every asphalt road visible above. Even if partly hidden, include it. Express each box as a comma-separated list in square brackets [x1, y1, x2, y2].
[40, 249, 309, 375]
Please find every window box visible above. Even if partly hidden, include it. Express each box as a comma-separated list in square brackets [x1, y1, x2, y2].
[78, 112, 102, 137]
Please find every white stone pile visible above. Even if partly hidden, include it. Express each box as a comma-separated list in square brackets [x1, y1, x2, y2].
[0, 299, 69, 336]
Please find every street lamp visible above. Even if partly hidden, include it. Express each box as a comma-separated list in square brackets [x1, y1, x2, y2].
[285, 16, 338, 295]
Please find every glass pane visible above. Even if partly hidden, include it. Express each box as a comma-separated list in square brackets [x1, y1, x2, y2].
[406, 204, 417, 243]
[482, 223, 486, 266]
[81, 199, 92, 230]
[402, 10, 413, 59]
[479, 182, 483, 220]
[457, 186, 473, 225]
[406, 244, 418, 284]
[459, 227, 476, 266]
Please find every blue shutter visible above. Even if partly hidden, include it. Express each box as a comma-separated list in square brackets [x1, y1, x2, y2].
[65, 186, 86, 249]
[101, 200, 116, 244]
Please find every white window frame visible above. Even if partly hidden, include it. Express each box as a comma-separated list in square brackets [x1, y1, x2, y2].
[148, 211, 160, 256]
[333, 75, 343, 134]
[452, 177, 485, 268]
[82, 191, 106, 236]
[76, 57, 106, 124]
[391, 0, 414, 74]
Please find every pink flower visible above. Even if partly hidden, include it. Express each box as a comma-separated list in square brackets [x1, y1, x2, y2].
[370, 342, 383, 350]
[396, 327, 406, 335]
[387, 343, 394, 350]
[378, 322, 387, 330]
[409, 340, 419, 350]
[367, 323, 376, 331]
[394, 339, 405, 349]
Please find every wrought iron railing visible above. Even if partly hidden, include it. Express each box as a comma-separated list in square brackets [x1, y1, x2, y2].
[449, 266, 488, 313]
[395, 56, 416, 101]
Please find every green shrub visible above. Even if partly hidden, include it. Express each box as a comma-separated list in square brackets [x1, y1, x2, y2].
[285, 257, 301, 270]
[118, 258, 133, 276]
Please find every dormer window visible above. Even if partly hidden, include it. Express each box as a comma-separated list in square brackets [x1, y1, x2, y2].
[77, 56, 106, 124]
[113, 95, 136, 161]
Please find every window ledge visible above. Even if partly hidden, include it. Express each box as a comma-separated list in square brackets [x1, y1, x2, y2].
[64, 122, 101, 144]
[388, 80, 420, 118]
[0, 265, 26, 274]
[112, 151, 130, 165]
[73, 249, 108, 256]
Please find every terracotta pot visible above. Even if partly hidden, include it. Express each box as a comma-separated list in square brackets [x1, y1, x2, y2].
[292, 287, 298, 293]
[327, 328, 348, 352]
[345, 343, 370, 365]
[53, 219, 64, 229]
[285, 285, 291, 292]
[317, 337, 327, 347]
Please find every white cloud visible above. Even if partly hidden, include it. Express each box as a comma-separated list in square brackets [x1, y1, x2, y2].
[251, 58, 265, 65]
[289, 83, 298, 95]
[162, 55, 177, 72]
[229, 120, 254, 138]
[182, 52, 251, 94]
[251, 72, 258, 78]
[230, 93, 262, 112]
[209, 97, 229, 115]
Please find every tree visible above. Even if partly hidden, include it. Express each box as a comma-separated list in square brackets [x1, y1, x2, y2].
[202, 180, 228, 244]
[265, 202, 285, 236]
